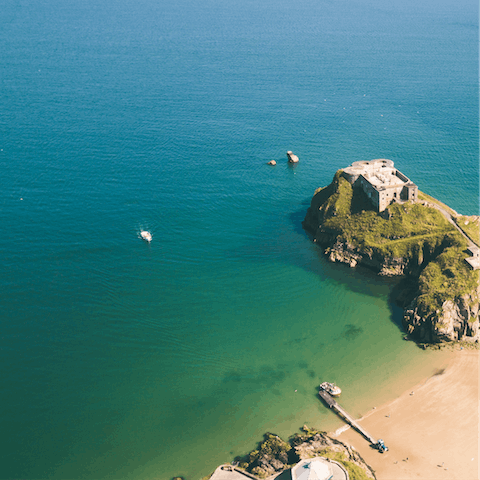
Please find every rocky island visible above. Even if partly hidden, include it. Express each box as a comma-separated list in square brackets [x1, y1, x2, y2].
[302, 160, 480, 344]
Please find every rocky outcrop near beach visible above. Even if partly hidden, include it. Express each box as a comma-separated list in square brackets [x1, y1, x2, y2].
[234, 433, 295, 478]
[303, 170, 480, 344]
[404, 288, 480, 343]
[291, 428, 376, 479]
[234, 428, 375, 479]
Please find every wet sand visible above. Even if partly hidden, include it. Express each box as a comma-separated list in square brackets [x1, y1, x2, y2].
[336, 349, 479, 480]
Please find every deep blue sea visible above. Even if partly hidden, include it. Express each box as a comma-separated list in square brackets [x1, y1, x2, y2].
[0, 0, 478, 478]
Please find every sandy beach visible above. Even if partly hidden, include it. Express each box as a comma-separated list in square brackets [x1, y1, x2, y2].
[336, 349, 479, 480]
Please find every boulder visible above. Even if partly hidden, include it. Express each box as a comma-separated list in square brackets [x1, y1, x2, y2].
[287, 151, 299, 163]
[267, 160, 276, 166]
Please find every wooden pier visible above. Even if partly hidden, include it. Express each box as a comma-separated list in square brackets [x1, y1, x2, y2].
[318, 390, 377, 445]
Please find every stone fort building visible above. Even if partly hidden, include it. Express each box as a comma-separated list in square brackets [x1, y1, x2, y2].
[343, 159, 418, 212]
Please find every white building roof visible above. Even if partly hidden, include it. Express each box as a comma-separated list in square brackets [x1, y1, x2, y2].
[294, 459, 333, 480]
[363, 169, 405, 188]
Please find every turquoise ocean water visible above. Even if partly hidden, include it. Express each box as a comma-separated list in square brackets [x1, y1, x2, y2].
[0, 0, 478, 478]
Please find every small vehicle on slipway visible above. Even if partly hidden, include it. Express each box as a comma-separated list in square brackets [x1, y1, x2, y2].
[372, 439, 389, 453]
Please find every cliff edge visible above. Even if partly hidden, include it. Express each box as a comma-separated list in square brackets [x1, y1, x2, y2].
[302, 169, 479, 344]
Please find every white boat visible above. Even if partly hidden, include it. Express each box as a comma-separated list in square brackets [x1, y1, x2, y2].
[140, 231, 152, 242]
[319, 382, 341, 396]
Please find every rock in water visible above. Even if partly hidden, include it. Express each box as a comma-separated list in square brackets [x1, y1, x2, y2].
[287, 151, 299, 163]
[267, 160, 276, 166]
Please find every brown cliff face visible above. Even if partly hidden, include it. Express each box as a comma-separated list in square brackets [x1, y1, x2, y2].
[403, 288, 480, 343]
[323, 239, 411, 276]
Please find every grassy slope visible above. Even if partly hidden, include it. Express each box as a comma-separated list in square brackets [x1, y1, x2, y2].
[454, 215, 480, 245]
[417, 191, 458, 216]
[316, 450, 371, 480]
[417, 236, 479, 316]
[310, 172, 479, 316]
[418, 191, 480, 246]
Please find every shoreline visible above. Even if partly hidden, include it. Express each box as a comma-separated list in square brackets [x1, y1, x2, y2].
[210, 347, 478, 480]
[335, 348, 479, 480]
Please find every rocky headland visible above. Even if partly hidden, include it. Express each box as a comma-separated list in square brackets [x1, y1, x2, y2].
[302, 169, 480, 344]
[231, 428, 375, 479]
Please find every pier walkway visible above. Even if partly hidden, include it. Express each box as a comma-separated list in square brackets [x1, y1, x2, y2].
[318, 390, 377, 445]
